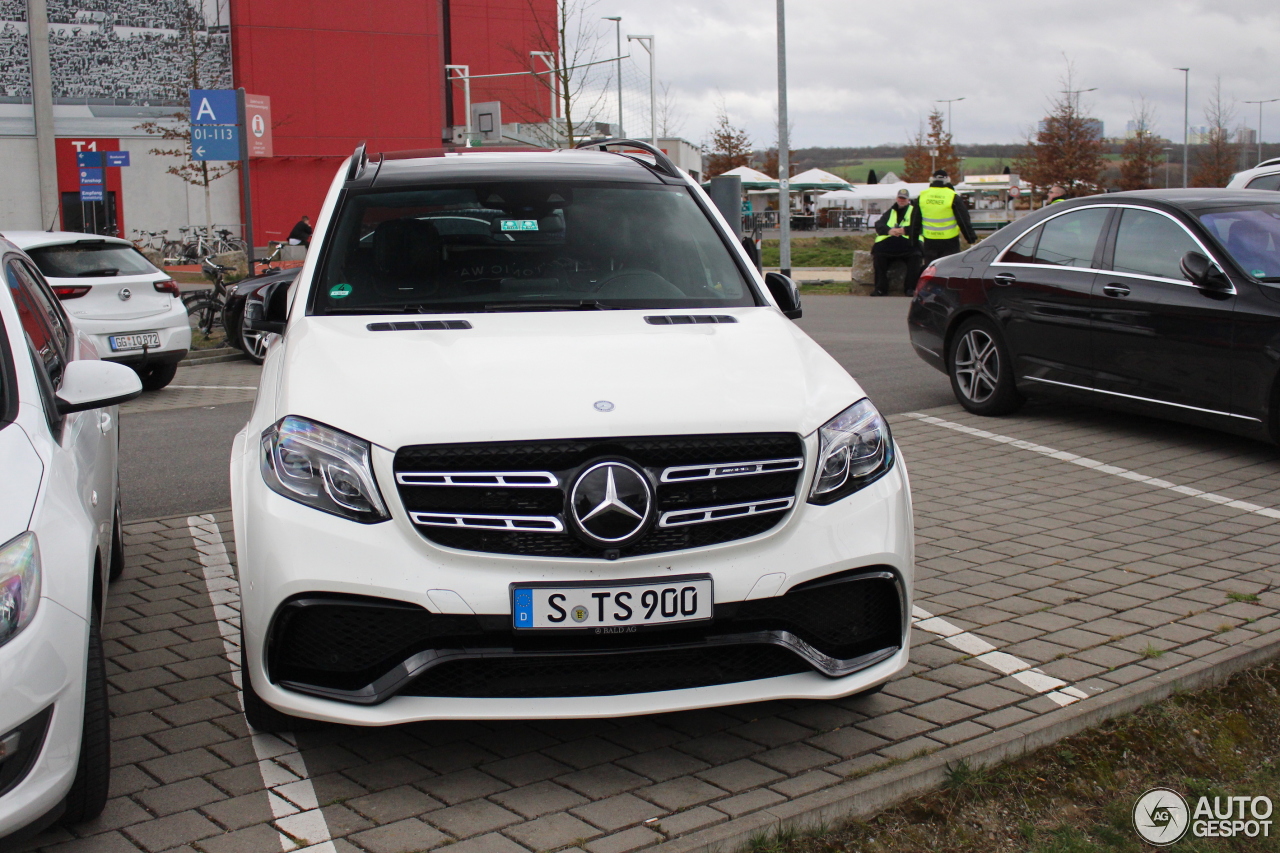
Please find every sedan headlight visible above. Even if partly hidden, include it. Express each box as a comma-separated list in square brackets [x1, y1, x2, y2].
[261, 416, 390, 523]
[0, 532, 41, 647]
[808, 399, 895, 505]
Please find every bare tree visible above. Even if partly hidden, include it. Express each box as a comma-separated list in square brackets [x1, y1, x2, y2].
[656, 81, 685, 139]
[134, 4, 236, 234]
[901, 120, 931, 183]
[925, 108, 960, 178]
[702, 101, 751, 178]
[1015, 65, 1106, 198]
[1119, 97, 1162, 190]
[504, 0, 609, 148]
[1192, 77, 1237, 188]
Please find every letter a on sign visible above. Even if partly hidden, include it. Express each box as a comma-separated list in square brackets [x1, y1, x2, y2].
[189, 89, 237, 125]
[195, 98, 216, 121]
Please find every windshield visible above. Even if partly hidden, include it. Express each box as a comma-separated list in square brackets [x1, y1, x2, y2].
[1197, 205, 1280, 281]
[313, 181, 758, 314]
[26, 243, 157, 278]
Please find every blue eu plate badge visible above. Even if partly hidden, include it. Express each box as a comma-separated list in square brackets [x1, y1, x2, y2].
[513, 589, 534, 627]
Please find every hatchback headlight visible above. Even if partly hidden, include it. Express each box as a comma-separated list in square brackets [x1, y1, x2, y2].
[261, 416, 390, 523]
[808, 399, 894, 505]
[0, 532, 41, 647]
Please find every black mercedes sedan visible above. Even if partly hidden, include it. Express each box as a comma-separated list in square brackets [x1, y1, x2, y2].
[908, 189, 1280, 443]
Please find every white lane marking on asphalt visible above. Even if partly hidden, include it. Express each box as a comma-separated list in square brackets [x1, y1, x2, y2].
[187, 515, 337, 852]
[904, 413, 1280, 520]
[912, 605, 1089, 707]
[168, 385, 259, 390]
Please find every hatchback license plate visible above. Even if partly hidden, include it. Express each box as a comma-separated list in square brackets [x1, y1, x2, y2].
[109, 332, 161, 352]
[512, 576, 712, 630]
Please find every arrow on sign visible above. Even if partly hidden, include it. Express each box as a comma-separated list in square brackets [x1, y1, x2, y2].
[195, 146, 206, 157]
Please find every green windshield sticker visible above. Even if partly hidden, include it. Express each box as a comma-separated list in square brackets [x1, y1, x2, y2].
[500, 219, 539, 232]
[1253, 269, 1267, 278]
[329, 283, 353, 299]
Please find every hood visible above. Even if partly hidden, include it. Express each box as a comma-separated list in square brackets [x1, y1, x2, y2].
[0, 422, 43, 545]
[275, 307, 866, 450]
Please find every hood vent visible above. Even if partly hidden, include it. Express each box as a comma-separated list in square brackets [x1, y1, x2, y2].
[644, 315, 736, 326]
[367, 319, 473, 332]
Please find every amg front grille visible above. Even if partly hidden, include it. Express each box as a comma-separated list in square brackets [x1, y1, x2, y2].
[267, 571, 903, 704]
[393, 434, 805, 557]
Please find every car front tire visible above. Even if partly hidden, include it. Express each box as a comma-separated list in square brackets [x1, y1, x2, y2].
[60, 614, 110, 825]
[947, 316, 1024, 416]
[136, 361, 179, 392]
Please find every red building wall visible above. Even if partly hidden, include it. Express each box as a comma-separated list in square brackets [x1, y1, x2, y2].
[230, 0, 555, 246]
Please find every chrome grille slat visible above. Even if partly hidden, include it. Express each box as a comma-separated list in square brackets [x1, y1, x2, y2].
[660, 457, 804, 483]
[659, 497, 796, 528]
[409, 511, 564, 532]
[396, 471, 559, 488]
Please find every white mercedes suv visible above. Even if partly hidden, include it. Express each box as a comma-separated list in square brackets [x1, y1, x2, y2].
[231, 141, 914, 730]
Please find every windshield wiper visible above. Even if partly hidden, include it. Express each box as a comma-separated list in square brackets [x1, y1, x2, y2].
[76, 268, 119, 277]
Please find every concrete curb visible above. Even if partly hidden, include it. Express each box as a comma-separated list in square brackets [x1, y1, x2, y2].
[181, 350, 247, 366]
[646, 628, 1280, 853]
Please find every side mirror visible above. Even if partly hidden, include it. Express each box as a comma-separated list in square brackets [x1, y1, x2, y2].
[1180, 251, 1230, 291]
[245, 281, 290, 335]
[56, 360, 143, 414]
[764, 272, 803, 320]
[741, 236, 762, 272]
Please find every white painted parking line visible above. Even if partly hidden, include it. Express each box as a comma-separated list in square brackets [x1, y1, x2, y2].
[912, 605, 1090, 707]
[187, 515, 336, 853]
[167, 385, 259, 390]
[905, 412, 1280, 521]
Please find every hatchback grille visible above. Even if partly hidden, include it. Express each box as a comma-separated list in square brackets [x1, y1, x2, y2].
[393, 434, 805, 557]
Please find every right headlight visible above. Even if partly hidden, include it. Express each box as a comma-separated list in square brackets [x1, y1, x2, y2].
[0, 532, 41, 648]
[808, 399, 895, 505]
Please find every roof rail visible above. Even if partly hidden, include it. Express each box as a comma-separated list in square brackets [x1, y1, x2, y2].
[574, 137, 682, 180]
[346, 141, 369, 182]
[1256, 157, 1280, 169]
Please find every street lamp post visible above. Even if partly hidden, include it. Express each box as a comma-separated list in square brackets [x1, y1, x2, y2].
[627, 35, 656, 145]
[936, 97, 965, 138]
[1175, 67, 1189, 188]
[1243, 97, 1279, 166]
[603, 16, 623, 138]
[1163, 147, 1173, 188]
[776, 0, 790, 277]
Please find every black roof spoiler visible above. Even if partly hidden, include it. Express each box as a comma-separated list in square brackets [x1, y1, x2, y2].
[574, 138, 682, 180]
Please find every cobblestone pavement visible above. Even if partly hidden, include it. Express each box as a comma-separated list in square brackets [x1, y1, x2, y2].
[121, 362, 262, 415]
[19, 401, 1280, 853]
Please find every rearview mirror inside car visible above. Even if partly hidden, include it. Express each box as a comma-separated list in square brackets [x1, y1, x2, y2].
[55, 360, 143, 415]
[1180, 251, 1230, 291]
[764, 272, 803, 320]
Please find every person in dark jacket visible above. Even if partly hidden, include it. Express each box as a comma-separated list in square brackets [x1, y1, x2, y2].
[918, 170, 977, 266]
[870, 188, 922, 296]
[288, 216, 313, 246]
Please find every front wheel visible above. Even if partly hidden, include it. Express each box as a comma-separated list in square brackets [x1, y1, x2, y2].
[60, 615, 110, 825]
[137, 360, 179, 392]
[947, 317, 1024, 416]
[240, 325, 273, 364]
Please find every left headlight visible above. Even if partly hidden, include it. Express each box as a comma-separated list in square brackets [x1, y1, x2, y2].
[261, 416, 390, 523]
[808, 399, 895, 505]
[0, 532, 41, 648]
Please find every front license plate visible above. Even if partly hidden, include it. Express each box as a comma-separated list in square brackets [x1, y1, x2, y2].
[512, 576, 713, 630]
[109, 332, 161, 352]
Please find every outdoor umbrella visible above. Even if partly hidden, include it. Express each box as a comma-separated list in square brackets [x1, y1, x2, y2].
[788, 167, 853, 192]
[711, 166, 780, 190]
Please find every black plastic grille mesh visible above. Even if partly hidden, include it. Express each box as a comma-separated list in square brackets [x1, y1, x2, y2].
[402, 644, 809, 698]
[267, 574, 902, 699]
[393, 434, 805, 557]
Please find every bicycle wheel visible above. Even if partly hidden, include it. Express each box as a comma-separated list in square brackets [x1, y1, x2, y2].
[184, 294, 224, 347]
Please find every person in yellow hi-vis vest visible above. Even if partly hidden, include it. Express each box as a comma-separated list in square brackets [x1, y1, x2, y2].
[918, 169, 977, 266]
[870, 188, 921, 296]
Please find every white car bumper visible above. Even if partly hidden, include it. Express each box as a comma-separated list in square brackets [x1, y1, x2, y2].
[232, 430, 914, 724]
[0, 600, 87, 840]
[73, 302, 191, 362]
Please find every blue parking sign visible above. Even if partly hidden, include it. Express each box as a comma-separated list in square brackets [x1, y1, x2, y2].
[189, 89, 238, 125]
[191, 125, 240, 161]
[79, 168, 103, 186]
[80, 186, 104, 202]
[105, 151, 130, 167]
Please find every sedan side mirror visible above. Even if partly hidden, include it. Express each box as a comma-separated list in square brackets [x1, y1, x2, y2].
[764, 272, 802, 320]
[1180, 251, 1230, 291]
[55, 360, 143, 415]
[245, 280, 290, 335]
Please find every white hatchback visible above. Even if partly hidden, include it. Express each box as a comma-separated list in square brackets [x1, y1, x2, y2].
[3, 232, 190, 391]
[0, 236, 142, 842]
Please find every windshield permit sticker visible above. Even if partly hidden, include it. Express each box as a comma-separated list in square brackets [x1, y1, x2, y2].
[1253, 269, 1267, 278]
[500, 219, 539, 232]
[330, 283, 354, 299]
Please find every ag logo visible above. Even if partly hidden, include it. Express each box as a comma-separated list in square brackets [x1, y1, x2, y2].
[1133, 787, 1189, 845]
[571, 605, 589, 623]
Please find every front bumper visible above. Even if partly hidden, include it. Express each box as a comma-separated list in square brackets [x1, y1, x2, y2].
[72, 304, 191, 363]
[232, 430, 914, 724]
[0, 600, 87, 840]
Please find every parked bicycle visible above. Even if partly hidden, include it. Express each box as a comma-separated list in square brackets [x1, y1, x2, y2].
[183, 257, 235, 349]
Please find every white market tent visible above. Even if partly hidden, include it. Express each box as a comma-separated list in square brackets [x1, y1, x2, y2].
[815, 182, 930, 210]
[788, 167, 853, 191]
[714, 166, 779, 189]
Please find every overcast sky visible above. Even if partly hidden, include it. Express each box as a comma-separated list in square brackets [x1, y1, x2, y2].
[601, 0, 1279, 149]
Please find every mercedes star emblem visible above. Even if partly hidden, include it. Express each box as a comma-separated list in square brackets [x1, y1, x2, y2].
[569, 461, 652, 545]
[594, 400, 615, 412]
[118, 287, 132, 301]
